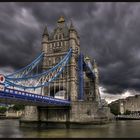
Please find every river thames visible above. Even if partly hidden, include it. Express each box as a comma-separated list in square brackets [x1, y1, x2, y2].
[0, 119, 140, 138]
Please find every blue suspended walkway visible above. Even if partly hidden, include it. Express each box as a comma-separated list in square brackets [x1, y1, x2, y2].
[0, 49, 72, 106]
[0, 84, 70, 106]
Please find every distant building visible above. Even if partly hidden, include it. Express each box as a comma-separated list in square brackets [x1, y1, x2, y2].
[109, 95, 140, 115]
[5, 107, 23, 118]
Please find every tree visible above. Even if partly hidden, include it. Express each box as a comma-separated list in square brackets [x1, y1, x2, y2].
[109, 105, 120, 115]
[0, 106, 7, 113]
[124, 110, 131, 115]
[12, 104, 25, 111]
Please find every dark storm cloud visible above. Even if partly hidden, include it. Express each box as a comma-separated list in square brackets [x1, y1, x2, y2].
[0, 3, 42, 69]
[0, 2, 140, 95]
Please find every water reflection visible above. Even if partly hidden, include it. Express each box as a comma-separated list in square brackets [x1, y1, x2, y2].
[0, 119, 140, 138]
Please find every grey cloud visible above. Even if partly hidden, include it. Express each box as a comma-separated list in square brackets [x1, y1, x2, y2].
[0, 2, 140, 95]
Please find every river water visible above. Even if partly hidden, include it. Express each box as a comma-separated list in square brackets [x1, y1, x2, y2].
[0, 119, 140, 138]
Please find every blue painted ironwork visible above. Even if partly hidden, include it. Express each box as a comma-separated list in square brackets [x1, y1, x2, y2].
[78, 53, 84, 100]
[0, 84, 70, 106]
[6, 52, 44, 79]
[6, 48, 71, 80]
[4, 48, 72, 89]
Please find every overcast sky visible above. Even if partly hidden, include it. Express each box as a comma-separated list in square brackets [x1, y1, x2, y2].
[0, 2, 140, 103]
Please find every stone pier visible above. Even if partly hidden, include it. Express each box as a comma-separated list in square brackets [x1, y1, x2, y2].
[20, 101, 113, 128]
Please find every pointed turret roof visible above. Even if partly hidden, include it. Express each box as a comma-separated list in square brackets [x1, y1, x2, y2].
[43, 25, 49, 36]
[69, 19, 75, 30]
[93, 59, 98, 68]
[50, 16, 69, 40]
[69, 19, 79, 38]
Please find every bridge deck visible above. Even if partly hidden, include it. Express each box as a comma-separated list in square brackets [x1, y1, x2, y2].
[0, 84, 70, 107]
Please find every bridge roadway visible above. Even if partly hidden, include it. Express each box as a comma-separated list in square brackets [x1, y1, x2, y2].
[0, 84, 70, 107]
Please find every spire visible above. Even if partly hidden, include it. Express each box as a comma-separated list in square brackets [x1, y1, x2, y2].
[43, 25, 49, 36]
[70, 19, 75, 30]
[69, 19, 79, 38]
[57, 16, 65, 28]
[93, 59, 98, 70]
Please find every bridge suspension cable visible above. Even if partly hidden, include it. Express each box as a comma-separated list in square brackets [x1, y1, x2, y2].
[6, 52, 44, 79]
[4, 48, 72, 89]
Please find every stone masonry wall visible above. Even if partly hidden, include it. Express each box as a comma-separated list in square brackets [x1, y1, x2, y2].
[21, 106, 39, 121]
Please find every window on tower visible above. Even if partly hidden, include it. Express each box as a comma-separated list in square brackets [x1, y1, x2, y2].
[76, 47, 78, 53]
[47, 46, 50, 52]
[56, 57, 60, 64]
[59, 34, 62, 39]
[63, 41, 65, 46]
[63, 33, 64, 38]
[53, 57, 55, 64]
[48, 58, 51, 65]
[55, 35, 58, 40]
[50, 44, 52, 51]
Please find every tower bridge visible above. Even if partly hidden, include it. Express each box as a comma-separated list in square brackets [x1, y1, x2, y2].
[0, 16, 112, 128]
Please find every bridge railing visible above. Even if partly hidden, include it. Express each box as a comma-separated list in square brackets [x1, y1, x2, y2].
[0, 84, 70, 106]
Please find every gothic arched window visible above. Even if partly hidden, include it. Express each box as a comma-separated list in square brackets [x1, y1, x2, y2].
[59, 34, 62, 39]
[52, 43, 54, 48]
[53, 57, 55, 64]
[56, 57, 60, 64]
[55, 35, 58, 40]
[63, 41, 65, 46]
[48, 58, 51, 65]
[50, 44, 52, 51]
[61, 41, 63, 46]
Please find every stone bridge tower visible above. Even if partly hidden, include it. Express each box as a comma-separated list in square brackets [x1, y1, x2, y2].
[20, 16, 113, 128]
[42, 16, 80, 101]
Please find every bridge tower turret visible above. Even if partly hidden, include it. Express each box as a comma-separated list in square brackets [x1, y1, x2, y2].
[42, 25, 49, 53]
[69, 20, 80, 101]
[41, 17, 81, 101]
